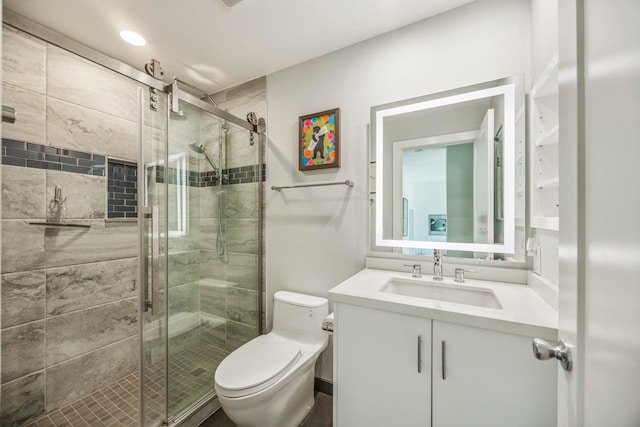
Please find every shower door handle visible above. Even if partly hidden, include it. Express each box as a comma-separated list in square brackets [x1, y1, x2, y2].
[144, 206, 160, 315]
[150, 205, 160, 316]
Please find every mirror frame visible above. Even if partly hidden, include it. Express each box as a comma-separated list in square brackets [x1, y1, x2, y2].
[373, 82, 516, 254]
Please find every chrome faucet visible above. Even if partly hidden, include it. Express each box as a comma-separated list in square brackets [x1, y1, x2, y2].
[404, 264, 422, 278]
[433, 249, 443, 281]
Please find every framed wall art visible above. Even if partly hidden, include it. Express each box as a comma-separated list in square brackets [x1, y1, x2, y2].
[429, 214, 447, 236]
[299, 108, 340, 171]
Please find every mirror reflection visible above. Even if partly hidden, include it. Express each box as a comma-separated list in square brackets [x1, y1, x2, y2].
[371, 77, 524, 259]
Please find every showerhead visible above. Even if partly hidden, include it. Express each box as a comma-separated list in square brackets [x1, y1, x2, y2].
[188, 141, 205, 154]
[189, 141, 219, 173]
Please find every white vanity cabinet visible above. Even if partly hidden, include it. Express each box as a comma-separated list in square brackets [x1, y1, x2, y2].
[334, 303, 432, 427]
[431, 320, 556, 427]
[334, 303, 556, 427]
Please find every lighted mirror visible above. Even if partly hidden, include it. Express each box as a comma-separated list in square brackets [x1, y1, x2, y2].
[371, 76, 525, 259]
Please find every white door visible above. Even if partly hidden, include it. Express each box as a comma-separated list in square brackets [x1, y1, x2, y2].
[473, 109, 494, 258]
[557, 1, 640, 426]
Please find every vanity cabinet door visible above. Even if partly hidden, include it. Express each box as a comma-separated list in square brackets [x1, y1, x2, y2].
[431, 320, 556, 427]
[334, 303, 431, 427]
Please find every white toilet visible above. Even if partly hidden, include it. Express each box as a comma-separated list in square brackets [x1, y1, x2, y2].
[214, 291, 329, 427]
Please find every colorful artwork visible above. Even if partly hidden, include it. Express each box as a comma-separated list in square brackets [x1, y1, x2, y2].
[299, 108, 340, 171]
[429, 214, 447, 236]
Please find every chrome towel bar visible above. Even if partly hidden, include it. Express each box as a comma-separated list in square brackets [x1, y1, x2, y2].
[271, 180, 354, 191]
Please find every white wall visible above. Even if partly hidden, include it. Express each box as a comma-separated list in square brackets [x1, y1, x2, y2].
[266, 0, 531, 381]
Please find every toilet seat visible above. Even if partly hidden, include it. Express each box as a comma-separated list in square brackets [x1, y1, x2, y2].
[215, 335, 301, 398]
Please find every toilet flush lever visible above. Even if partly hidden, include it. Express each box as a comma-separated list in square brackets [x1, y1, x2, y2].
[532, 338, 573, 372]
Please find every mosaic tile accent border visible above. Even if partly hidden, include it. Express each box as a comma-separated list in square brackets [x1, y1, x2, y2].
[107, 160, 138, 219]
[157, 164, 266, 188]
[1, 139, 266, 189]
[1, 139, 105, 176]
[223, 165, 261, 186]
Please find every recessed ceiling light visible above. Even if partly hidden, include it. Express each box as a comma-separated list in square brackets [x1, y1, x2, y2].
[120, 30, 146, 47]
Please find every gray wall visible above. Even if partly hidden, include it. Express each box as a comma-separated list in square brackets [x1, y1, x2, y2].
[0, 24, 267, 425]
[1, 24, 140, 425]
[197, 77, 267, 350]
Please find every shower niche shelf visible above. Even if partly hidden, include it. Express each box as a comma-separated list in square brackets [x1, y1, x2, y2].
[28, 221, 91, 229]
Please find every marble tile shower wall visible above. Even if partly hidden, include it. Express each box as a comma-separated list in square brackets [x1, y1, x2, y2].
[0, 25, 140, 425]
[199, 77, 267, 348]
[0, 23, 267, 425]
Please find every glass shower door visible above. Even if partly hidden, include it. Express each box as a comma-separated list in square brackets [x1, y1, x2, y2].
[164, 95, 260, 421]
[139, 88, 169, 427]
[140, 87, 261, 425]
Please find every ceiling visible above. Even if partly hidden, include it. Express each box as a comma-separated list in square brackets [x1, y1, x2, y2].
[3, 0, 475, 94]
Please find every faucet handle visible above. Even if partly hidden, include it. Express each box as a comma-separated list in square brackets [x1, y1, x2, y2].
[403, 264, 422, 278]
[454, 267, 477, 283]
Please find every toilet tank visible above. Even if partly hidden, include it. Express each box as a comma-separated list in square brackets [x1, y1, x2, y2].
[273, 291, 329, 345]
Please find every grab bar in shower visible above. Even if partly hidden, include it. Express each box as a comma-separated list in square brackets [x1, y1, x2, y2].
[271, 180, 354, 191]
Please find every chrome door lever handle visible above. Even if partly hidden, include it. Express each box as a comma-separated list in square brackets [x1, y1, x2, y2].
[532, 338, 572, 372]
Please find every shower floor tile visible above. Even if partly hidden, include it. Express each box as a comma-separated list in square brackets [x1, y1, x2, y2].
[22, 342, 228, 427]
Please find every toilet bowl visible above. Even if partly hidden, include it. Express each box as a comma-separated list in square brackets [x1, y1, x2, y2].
[214, 291, 329, 427]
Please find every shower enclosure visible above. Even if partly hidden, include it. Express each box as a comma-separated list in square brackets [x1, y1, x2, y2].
[140, 86, 263, 426]
[0, 14, 263, 426]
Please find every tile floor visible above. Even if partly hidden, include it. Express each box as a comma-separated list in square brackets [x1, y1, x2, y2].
[22, 342, 228, 427]
[199, 391, 333, 427]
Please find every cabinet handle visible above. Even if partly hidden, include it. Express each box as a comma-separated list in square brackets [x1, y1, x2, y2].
[442, 340, 447, 380]
[417, 335, 422, 373]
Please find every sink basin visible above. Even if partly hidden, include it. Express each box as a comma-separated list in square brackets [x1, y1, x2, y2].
[380, 278, 502, 309]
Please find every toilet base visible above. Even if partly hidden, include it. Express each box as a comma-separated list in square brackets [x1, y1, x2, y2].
[218, 362, 316, 427]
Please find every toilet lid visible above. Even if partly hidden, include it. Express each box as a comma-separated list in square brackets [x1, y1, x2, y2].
[215, 335, 301, 398]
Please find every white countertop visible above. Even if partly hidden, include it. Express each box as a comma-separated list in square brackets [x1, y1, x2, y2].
[328, 268, 558, 341]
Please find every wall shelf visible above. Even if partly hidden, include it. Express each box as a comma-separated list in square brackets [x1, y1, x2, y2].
[536, 176, 559, 189]
[28, 221, 91, 229]
[531, 216, 559, 231]
[535, 125, 559, 147]
[531, 52, 559, 99]
[530, 52, 560, 226]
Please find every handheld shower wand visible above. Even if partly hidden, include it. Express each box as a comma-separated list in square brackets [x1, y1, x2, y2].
[188, 141, 219, 176]
[188, 140, 226, 256]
